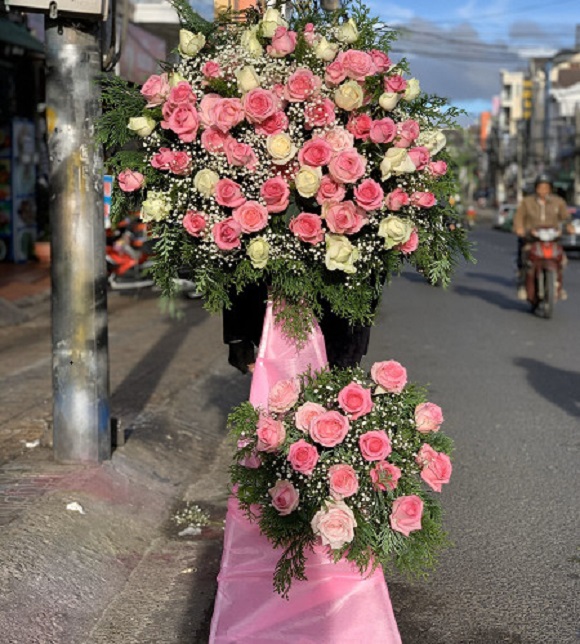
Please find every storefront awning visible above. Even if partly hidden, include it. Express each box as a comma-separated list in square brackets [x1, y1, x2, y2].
[0, 19, 44, 54]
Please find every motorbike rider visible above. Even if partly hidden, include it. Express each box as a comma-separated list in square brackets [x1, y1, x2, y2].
[512, 173, 571, 301]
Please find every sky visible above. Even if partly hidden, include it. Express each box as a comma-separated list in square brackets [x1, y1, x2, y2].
[190, 0, 580, 123]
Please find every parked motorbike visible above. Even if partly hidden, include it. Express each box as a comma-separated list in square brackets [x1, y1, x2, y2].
[524, 227, 565, 318]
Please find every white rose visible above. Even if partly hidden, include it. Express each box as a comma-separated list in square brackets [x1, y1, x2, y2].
[336, 18, 359, 44]
[314, 36, 339, 62]
[241, 26, 264, 57]
[127, 116, 155, 137]
[267, 133, 297, 165]
[178, 30, 205, 58]
[141, 191, 172, 223]
[403, 78, 421, 101]
[325, 234, 360, 274]
[334, 81, 364, 111]
[261, 7, 288, 38]
[379, 92, 401, 111]
[236, 66, 261, 94]
[377, 216, 414, 249]
[380, 148, 416, 180]
[295, 165, 322, 198]
[194, 169, 219, 197]
[417, 129, 447, 156]
[169, 71, 186, 87]
[247, 237, 269, 269]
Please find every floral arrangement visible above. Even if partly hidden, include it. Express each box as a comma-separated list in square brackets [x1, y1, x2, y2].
[228, 359, 454, 596]
[98, 0, 470, 338]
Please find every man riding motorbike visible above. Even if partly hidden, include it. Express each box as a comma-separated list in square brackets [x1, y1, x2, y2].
[512, 174, 572, 301]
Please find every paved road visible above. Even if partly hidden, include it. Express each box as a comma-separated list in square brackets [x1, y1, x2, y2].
[370, 226, 580, 643]
[1, 225, 578, 643]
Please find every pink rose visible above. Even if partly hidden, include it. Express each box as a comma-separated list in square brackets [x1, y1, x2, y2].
[338, 382, 373, 419]
[385, 187, 410, 211]
[285, 68, 321, 102]
[389, 495, 423, 537]
[309, 410, 350, 447]
[161, 104, 199, 142]
[260, 177, 290, 213]
[304, 22, 316, 46]
[202, 60, 221, 79]
[369, 117, 397, 144]
[326, 201, 367, 235]
[232, 200, 268, 233]
[289, 213, 325, 245]
[199, 93, 221, 128]
[150, 147, 174, 171]
[255, 111, 289, 136]
[256, 415, 286, 453]
[242, 88, 278, 124]
[237, 438, 261, 469]
[268, 378, 300, 413]
[397, 229, 419, 255]
[347, 113, 372, 140]
[224, 138, 258, 171]
[420, 452, 452, 492]
[428, 160, 448, 177]
[359, 430, 392, 461]
[211, 98, 245, 133]
[167, 81, 196, 106]
[294, 401, 326, 432]
[371, 360, 407, 393]
[316, 176, 345, 205]
[370, 461, 401, 491]
[212, 218, 242, 251]
[117, 169, 144, 192]
[410, 191, 437, 208]
[328, 464, 359, 500]
[324, 127, 354, 153]
[169, 151, 192, 175]
[328, 149, 367, 184]
[311, 500, 357, 549]
[415, 402, 444, 433]
[415, 443, 439, 467]
[370, 49, 392, 73]
[304, 98, 336, 129]
[408, 146, 431, 171]
[267, 26, 297, 58]
[183, 210, 206, 237]
[287, 439, 319, 475]
[140, 73, 170, 107]
[201, 127, 230, 154]
[298, 137, 333, 167]
[384, 74, 407, 93]
[354, 179, 384, 212]
[324, 59, 347, 87]
[395, 119, 420, 148]
[269, 480, 299, 515]
[215, 178, 246, 208]
[341, 49, 376, 81]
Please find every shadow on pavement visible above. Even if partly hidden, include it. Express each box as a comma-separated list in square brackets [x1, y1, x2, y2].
[453, 284, 528, 312]
[464, 271, 515, 289]
[514, 357, 580, 419]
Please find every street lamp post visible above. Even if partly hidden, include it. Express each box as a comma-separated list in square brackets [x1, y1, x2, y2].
[45, 18, 111, 463]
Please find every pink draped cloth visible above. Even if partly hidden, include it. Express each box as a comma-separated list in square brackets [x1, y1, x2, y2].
[210, 302, 402, 643]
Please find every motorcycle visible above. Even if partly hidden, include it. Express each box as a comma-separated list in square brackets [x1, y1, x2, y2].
[524, 227, 565, 318]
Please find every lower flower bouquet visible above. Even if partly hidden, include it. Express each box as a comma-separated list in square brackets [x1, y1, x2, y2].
[228, 358, 454, 597]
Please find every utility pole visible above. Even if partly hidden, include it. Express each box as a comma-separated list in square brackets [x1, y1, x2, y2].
[575, 105, 580, 207]
[45, 17, 111, 462]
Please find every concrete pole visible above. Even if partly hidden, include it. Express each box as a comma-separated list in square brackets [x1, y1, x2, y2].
[45, 19, 111, 462]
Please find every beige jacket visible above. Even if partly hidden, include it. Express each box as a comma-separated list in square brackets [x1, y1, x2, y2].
[513, 194, 569, 235]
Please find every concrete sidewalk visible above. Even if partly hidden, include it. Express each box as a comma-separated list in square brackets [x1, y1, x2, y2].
[0, 293, 249, 643]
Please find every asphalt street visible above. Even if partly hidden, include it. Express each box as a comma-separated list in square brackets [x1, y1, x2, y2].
[0, 224, 578, 643]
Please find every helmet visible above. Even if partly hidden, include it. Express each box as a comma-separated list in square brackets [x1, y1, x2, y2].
[534, 173, 553, 188]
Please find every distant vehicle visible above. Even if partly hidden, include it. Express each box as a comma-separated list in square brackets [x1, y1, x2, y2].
[494, 203, 517, 231]
[560, 207, 580, 254]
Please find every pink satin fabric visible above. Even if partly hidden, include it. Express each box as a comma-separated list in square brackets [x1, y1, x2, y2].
[210, 302, 402, 643]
